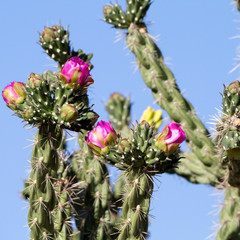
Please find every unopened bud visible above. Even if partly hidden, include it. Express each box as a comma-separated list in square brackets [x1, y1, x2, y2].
[60, 104, 78, 123]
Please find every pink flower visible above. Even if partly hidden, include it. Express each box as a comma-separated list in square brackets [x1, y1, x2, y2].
[86, 121, 117, 155]
[156, 122, 186, 155]
[60, 57, 94, 89]
[2, 82, 26, 108]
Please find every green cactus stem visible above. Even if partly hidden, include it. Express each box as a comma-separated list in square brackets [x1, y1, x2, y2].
[39, 24, 93, 69]
[71, 132, 115, 240]
[216, 81, 240, 187]
[217, 186, 240, 240]
[103, 2, 224, 186]
[215, 81, 240, 239]
[105, 92, 131, 137]
[27, 123, 67, 239]
[175, 152, 222, 186]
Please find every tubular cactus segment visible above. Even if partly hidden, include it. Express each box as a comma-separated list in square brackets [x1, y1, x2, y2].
[217, 186, 240, 240]
[216, 81, 240, 187]
[27, 124, 64, 239]
[215, 82, 240, 239]
[105, 93, 131, 133]
[103, 0, 151, 29]
[71, 132, 116, 240]
[39, 24, 93, 69]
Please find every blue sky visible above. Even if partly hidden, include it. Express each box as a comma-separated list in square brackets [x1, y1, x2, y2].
[1, 0, 239, 239]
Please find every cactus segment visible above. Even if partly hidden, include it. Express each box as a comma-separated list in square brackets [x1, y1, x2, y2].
[70, 132, 115, 240]
[103, 0, 151, 29]
[40, 24, 93, 68]
[216, 82, 240, 187]
[105, 92, 131, 133]
[217, 186, 240, 240]
[27, 124, 73, 239]
[215, 82, 240, 239]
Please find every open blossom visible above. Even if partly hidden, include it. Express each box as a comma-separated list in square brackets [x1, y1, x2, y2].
[156, 122, 186, 155]
[86, 121, 117, 155]
[2, 82, 26, 108]
[60, 57, 94, 89]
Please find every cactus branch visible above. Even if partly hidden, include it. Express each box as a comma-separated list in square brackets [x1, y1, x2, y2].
[103, 2, 224, 186]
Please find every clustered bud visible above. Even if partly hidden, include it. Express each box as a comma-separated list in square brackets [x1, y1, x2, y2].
[41, 26, 59, 43]
[60, 104, 78, 123]
[86, 121, 117, 155]
[60, 57, 94, 90]
[156, 122, 186, 155]
[27, 73, 43, 88]
[2, 82, 26, 109]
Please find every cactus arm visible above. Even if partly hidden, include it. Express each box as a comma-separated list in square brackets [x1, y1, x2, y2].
[217, 186, 240, 239]
[71, 134, 115, 240]
[27, 123, 69, 239]
[39, 24, 93, 69]
[103, 2, 224, 186]
[215, 82, 240, 238]
[174, 152, 222, 186]
[105, 92, 132, 138]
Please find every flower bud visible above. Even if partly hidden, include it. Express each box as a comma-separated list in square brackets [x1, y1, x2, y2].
[86, 121, 117, 155]
[86, 111, 99, 126]
[156, 122, 186, 155]
[60, 57, 94, 89]
[22, 108, 34, 120]
[140, 106, 162, 130]
[109, 92, 125, 102]
[118, 139, 131, 153]
[2, 82, 26, 109]
[41, 26, 59, 43]
[227, 81, 240, 94]
[27, 73, 43, 88]
[60, 104, 78, 123]
[103, 5, 114, 18]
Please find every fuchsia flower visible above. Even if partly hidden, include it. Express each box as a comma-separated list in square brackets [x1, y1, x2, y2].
[2, 82, 26, 108]
[60, 57, 94, 89]
[86, 121, 117, 155]
[156, 122, 186, 155]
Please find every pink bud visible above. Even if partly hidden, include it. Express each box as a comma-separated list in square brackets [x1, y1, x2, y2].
[2, 82, 26, 107]
[60, 57, 94, 89]
[86, 121, 117, 155]
[156, 122, 186, 155]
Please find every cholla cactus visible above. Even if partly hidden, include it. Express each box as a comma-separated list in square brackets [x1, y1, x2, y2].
[5, 1, 240, 240]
